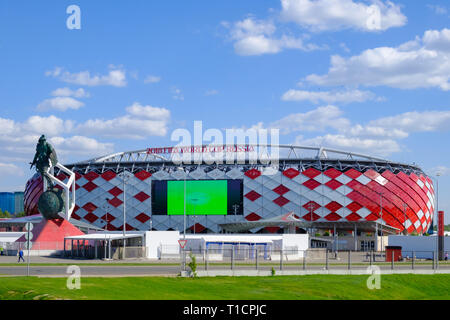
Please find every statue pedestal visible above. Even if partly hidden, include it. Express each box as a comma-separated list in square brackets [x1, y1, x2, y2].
[16, 218, 84, 250]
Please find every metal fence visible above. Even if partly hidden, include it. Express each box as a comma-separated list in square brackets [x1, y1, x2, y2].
[179, 249, 450, 272]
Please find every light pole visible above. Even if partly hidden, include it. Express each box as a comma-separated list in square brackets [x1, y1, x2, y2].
[376, 191, 384, 251]
[308, 202, 315, 236]
[103, 198, 111, 259]
[120, 170, 129, 260]
[191, 198, 199, 234]
[403, 202, 408, 235]
[436, 172, 441, 232]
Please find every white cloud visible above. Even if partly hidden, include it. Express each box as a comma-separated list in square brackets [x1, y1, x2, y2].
[76, 102, 171, 139]
[295, 134, 401, 156]
[21, 115, 74, 136]
[249, 106, 450, 157]
[280, 0, 407, 32]
[37, 97, 85, 112]
[305, 28, 450, 91]
[49, 136, 114, 158]
[205, 89, 219, 96]
[172, 88, 184, 101]
[0, 163, 24, 177]
[427, 4, 448, 15]
[144, 75, 161, 84]
[281, 89, 377, 104]
[225, 17, 324, 56]
[368, 110, 450, 134]
[46, 67, 127, 87]
[51, 87, 90, 98]
[270, 105, 351, 134]
[428, 166, 450, 176]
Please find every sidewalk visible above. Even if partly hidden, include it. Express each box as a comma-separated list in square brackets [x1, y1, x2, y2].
[0, 255, 180, 264]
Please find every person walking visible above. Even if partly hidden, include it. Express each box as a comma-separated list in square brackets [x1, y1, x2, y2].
[18, 249, 25, 262]
[0, 246, 4, 256]
[445, 252, 448, 261]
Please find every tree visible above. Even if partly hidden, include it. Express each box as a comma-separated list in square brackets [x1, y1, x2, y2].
[15, 212, 26, 218]
[2, 210, 11, 218]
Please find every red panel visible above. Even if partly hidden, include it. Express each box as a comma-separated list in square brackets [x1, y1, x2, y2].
[273, 185, 290, 195]
[100, 213, 115, 222]
[82, 181, 98, 192]
[191, 223, 205, 233]
[265, 226, 280, 234]
[303, 201, 321, 211]
[325, 180, 343, 190]
[363, 169, 380, 180]
[82, 202, 98, 212]
[101, 170, 117, 181]
[365, 213, 379, 221]
[83, 212, 99, 223]
[75, 172, 82, 180]
[84, 171, 99, 181]
[344, 168, 362, 179]
[324, 168, 342, 179]
[347, 202, 363, 212]
[303, 212, 320, 221]
[245, 169, 261, 180]
[245, 190, 261, 202]
[71, 212, 81, 220]
[135, 213, 150, 223]
[302, 168, 321, 179]
[346, 213, 362, 222]
[325, 201, 342, 212]
[134, 191, 150, 202]
[245, 213, 261, 221]
[303, 179, 321, 190]
[108, 186, 123, 197]
[135, 170, 152, 181]
[325, 212, 342, 221]
[108, 197, 123, 208]
[273, 196, 290, 207]
[283, 168, 300, 179]
[397, 172, 430, 210]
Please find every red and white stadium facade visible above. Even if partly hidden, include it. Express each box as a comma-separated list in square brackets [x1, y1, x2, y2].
[24, 145, 436, 235]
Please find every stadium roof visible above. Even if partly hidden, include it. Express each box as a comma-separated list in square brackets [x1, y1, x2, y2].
[65, 145, 424, 176]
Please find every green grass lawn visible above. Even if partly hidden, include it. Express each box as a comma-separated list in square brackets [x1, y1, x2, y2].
[0, 274, 449, 300]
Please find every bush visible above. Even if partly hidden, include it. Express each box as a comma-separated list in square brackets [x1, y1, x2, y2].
[271, 267, 276, 276]
[188, 253, 197, 277]
[323, 231, 330, 237]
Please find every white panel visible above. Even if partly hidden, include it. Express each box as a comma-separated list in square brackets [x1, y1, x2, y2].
[335, 174, 352, 185]
[416, 179, 425, 189]
[357, 207, 372, 218]
[153, 170, 170, 180]
[375, 175, 388, 186]
[313, 174, 331, 184]
[336, 185, 352, 196]
[417, 210, 424, 220]
[207, 169, 225, 180]
[355, 175, 371, 185]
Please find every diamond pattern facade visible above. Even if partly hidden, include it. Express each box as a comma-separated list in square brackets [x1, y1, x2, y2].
[24, 164, 436, 235]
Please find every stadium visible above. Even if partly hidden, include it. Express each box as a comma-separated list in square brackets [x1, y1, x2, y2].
[23, 145, 436, 237]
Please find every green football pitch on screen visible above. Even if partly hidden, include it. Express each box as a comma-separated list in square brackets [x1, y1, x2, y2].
[167, 180, 227, 215]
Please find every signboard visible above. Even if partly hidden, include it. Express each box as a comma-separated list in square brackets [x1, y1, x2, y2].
[178, 239, 188, 249]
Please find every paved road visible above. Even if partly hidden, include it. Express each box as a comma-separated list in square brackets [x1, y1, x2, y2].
[2, 263, 449, 277]
[0, 265, 181, 277]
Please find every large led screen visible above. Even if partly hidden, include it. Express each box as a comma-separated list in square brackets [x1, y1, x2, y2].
[152, 180, 243, 215]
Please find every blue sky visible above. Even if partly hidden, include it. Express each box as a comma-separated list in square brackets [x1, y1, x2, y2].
[0, 0, 449, 220]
